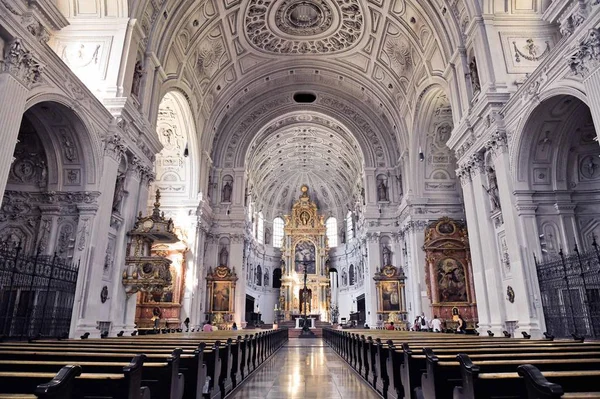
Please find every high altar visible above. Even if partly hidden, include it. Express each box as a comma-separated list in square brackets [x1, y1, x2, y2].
[280, 186, 330, 322]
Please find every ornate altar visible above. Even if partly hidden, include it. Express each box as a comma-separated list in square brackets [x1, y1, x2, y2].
[123, 190, 178, 301]
[374, 265, 408, 327]
[423, 217, 478, 327]
[135, 236, 188, 329]
[205, 265, 238, 329]
[280, 186, 330, 321]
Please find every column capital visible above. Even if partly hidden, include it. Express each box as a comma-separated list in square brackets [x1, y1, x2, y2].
[466, 152, 485, 178]
[456, 164, 472, 186]
[103, 134, 127, 162]
[568, 28, 600, 79]
[485, 131, 508, 159]
[1, 39, 44, 88]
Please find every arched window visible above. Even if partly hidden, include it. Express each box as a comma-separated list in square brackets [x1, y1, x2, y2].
[257, 212, 264, 244]
[273, 217, 284, 248]
[346, 211, 354, 240]
[326, 217, 338, 247]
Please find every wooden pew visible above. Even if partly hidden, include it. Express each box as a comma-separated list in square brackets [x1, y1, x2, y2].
[0, 355, 147, 399]
[518, 364, 600, 399]
[454, 354, 600, 399]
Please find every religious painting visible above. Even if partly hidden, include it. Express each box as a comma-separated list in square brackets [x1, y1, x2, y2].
[380, 280, 401, 312]
[211, 281, 232, 312]
[437, 258, 467, 303]
[295, 241, 316, 274]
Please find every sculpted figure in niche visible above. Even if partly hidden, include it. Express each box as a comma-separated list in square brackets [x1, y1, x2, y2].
[112, 172, 126, 212]
[382, 245, 392, 266]
[264, 272, 269, 287]
[377, 178, 388, 201]
[222, 181, 232, 202]
[485, 167, 501, 211]
[219, 246, 229, 267]
[131, 60, 144, 97]
[469, 57, 481, 94]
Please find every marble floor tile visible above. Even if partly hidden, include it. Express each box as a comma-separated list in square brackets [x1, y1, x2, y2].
[227, 338, 381, 399]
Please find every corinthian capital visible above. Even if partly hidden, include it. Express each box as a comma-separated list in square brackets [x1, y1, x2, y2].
[485, 131, 508, 158]
[1, 39, 44, 87]
[568, 28, 600, 78]
[456, 164, 472, 186]
[104, 134, 126, 161]
[467, 152, 485, 178]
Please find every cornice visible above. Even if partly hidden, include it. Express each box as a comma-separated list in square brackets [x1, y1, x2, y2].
[27, 0, 69, 30]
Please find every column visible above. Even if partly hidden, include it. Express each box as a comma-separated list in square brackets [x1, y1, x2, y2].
[403, 220, 429, 322]
[554, 203, 580, 252]
[457, 163, 492, 333]
[364, 232, 380, 328]
[71, 135, 125, 338]
[470, 156, 506, 334]
[488, 133, 543, 337]
[0, 39, 43, 200]
[107, 157, 147, 335]
[231, 234, 246, 326]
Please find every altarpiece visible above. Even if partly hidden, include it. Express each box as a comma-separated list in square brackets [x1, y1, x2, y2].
[279, 186, 330, 321]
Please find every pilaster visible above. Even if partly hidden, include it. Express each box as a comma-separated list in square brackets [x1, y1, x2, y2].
[0, 39, 43, 200]
[364, 232, 380, 328]
[401, 220, 428, 322]
[231, 234, 246, 326]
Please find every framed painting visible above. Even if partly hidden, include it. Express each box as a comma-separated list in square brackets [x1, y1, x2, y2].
[294, 240, 316, 274]
[379, 280, 401, 312]
[211, 281, 233, 312]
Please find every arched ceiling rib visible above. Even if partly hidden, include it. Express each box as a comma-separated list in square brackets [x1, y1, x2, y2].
[246, 116, 364, 219]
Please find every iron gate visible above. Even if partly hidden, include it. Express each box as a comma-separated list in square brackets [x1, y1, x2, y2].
[535, 240, 600, 339]
[0, 243, 79, 339]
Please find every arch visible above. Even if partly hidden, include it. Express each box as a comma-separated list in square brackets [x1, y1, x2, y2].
[23, 97, 102, 190]
[272, 268, 282, 289]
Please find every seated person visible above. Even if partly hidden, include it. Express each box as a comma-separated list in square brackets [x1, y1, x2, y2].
[386, 321, 395, 330]
[202, 321, 213, 332]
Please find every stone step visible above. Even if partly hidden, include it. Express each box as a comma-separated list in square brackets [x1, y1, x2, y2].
[288, 328, 323, 338]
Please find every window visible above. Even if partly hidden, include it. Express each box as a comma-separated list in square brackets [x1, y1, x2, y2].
[326, 217, 338, 247]
[273, 217, 284, 248]
[346, 211, 354, 240]
[257, 212, 264, 244]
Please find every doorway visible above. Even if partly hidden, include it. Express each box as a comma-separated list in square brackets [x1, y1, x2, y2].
[357, 294, 365, 325]
[245, 295, 255, 324]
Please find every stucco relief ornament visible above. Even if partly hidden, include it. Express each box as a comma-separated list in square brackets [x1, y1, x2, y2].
[1, 39, 44, 86]
[104, 134, 126, 161]
[245, 0, 364, 55]
[568, 28, 600, 78]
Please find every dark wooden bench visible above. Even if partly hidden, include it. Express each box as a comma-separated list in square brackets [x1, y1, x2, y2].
[454, 353, 600, 399]
[518, 364, 600, 399]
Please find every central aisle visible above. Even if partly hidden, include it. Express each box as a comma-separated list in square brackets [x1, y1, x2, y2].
[227, 338, 381, 398]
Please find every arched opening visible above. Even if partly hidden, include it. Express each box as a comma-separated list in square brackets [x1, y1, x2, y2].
[515, 94, 600, 338]
[0, 101, 98, 338]
[272, 268, 282, 289]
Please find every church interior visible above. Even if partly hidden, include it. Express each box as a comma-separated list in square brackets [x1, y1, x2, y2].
[2, 0, 600, 398]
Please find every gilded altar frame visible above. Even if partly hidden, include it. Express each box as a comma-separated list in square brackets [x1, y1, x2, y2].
[206, 265, 238, 325]
[374, 265, 407, 325]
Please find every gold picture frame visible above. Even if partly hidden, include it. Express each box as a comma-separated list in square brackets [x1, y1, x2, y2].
[378, 280, 402, 312]
[210, 281, 234, 313]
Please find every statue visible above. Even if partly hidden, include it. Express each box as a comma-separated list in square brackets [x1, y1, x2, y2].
[469, 57, 481, 94]
[264, 272, 269, 287]
[131, 60, 144, 97]
[377, 179, 388, 201]
[382, 245, 392, 266]
[222, 181, 232, 202]
[112, 172, 126, 212]
[484, 167, 501, 211]
[219, 246, 229, 267]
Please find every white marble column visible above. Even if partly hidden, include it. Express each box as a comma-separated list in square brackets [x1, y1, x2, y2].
[457, 164, 491, 333]
[71, 135, 126, 337]
[403, 221, 428, 321]
[364, 232, 380, 328]
[469, 156, 506, 334]
[231, 234, 246, 326]
[0, 40, 42, 200]
[488, 133, 543, 337]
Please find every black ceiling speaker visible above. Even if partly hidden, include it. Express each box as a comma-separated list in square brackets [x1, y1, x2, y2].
[183, 143, 189, 157]
[418, 147, 425, 162]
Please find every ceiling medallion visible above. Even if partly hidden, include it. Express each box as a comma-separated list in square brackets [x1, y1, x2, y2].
[245, 0, 364, 55]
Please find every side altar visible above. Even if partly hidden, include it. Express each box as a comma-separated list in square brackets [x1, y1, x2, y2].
[279, 186, 331, 322]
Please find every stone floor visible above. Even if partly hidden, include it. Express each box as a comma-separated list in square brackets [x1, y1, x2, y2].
[227, 338, 381, 398]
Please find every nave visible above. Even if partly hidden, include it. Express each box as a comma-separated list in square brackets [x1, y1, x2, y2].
[227, 338, 379, 399]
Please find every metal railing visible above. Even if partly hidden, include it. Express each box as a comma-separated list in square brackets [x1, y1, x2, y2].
[535, 239, 600, 339]
[0, 242, 79, 339]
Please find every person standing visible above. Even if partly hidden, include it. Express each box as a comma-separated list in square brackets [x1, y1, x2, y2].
[431, 315, 442, 332]
[203, 321, 213, 332]
[183, 317, 190, 332]
[386, 322, 395, 331]
[456, 315, 466, 334]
